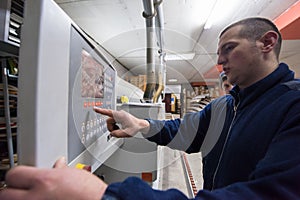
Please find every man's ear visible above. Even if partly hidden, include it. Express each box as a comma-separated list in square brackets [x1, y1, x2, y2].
[259, 31, 278, 53]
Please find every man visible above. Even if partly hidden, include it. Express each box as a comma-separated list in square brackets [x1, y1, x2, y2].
[1, 17, 300, 200]
[220, 71, 233, 94]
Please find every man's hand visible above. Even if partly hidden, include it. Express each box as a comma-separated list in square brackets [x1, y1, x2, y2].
[0, 157, 107, 200]
[93, 107, 150, 138]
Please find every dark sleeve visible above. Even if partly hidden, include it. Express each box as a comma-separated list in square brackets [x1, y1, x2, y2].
[104, 99, 300, 199]
[103, 164, 300, 200]
[104, 177, 189, 200]
[144, 104, 211, 153]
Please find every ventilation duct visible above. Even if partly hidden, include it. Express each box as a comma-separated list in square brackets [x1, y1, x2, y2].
[142, 0, 166, 103]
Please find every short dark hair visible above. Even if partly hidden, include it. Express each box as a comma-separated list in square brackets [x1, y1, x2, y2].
[220, 17, 282, 58]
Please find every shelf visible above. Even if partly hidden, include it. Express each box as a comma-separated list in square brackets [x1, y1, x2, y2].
[0, 117, 17, 124]
[0, 57, 18, 173]
[191, 81, 217, 87]
[0, 41, 19, 57]
[0, 156, 17, 170]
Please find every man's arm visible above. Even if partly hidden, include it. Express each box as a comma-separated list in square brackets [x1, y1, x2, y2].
[94, 103, 212, 153]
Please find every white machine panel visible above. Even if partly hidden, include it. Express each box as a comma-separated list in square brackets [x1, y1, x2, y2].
[18, 0, 122, 171]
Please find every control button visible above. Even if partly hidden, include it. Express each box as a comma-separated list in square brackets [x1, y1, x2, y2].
[81, 135, 85, 143]
[75, 163, 91, 172]
[81, 122, 85, 133]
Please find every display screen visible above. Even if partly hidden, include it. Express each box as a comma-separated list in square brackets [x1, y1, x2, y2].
[81, 49, 104, 98]
[68, 26, 116, 163]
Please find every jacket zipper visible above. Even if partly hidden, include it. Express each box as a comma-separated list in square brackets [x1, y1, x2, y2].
[211, 100, 239, 190]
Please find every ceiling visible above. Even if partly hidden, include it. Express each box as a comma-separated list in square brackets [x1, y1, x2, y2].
[54, 0, 300, 85]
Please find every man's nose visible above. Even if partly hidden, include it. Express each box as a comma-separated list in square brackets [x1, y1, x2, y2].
[217, 54, 225, 65]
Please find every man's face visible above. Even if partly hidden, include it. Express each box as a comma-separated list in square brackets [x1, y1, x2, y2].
[217, 25, 261, 89]
[222, 80, 233, 94]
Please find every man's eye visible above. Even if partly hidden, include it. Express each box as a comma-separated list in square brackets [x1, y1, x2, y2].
[224, 45, 234, 53]
[218, 43, 236, 56]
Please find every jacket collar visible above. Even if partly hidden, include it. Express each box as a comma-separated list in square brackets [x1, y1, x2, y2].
[229, 63, 294, 109]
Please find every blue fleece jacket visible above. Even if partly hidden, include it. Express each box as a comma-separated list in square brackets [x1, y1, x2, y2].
[105, 63, 300, 199]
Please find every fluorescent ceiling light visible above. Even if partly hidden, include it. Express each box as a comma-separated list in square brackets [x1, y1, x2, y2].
[168, 79, 178, 82]
[165, 53, 195, 61]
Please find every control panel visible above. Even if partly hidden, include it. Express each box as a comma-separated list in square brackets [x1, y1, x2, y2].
[68, 27, 120, 167]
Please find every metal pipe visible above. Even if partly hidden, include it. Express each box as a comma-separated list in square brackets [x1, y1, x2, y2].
[1, 59, 15, 168]
[142, 0, 156, 102]
[152, 0, 165, 103]
[152, 52, 165, 103]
